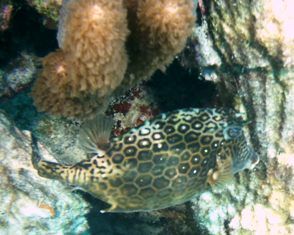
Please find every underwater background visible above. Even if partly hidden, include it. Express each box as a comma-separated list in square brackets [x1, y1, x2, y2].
[0, 0, 294, 234]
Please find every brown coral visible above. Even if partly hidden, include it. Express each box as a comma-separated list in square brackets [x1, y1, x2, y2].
[122, 0, 196, 88]
[31, 50, 102, 117]
[32, 77, 101, 117]
[59, 0, 129, 97]
[32, 0, 128, 117]
[34, 50, 68, 95]
[32, 0, 195, 117]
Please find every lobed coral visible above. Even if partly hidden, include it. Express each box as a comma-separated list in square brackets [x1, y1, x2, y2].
[31, 50, 102, 117]
[123, 0, 196, 87]
[32, 0, 195, 117]
[32, 0, 129, 117]
[58, 0, 129, 97]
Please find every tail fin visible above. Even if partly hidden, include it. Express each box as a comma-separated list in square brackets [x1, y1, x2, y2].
[36, 160, 69, 180]
[31, 133, 42, 169]
[31, 134, 70, 181]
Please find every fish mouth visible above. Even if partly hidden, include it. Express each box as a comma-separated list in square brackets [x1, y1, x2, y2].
[232, 148, 260, 173]
[248, 153, 260, 170]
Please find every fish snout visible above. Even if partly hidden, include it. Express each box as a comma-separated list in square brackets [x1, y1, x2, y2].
[248, 148, 259, 170]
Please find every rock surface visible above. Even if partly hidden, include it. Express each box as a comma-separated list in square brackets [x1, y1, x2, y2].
[26, 0, 62, 22]
[189, 0, 294, 234]
[0, 111, 90, 234]
[0, 53, 37, 98]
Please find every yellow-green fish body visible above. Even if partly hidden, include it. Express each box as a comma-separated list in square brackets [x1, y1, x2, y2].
[33, 108, 259, 212]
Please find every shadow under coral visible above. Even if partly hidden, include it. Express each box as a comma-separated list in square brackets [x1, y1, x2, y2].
[145, 60, 218, 112]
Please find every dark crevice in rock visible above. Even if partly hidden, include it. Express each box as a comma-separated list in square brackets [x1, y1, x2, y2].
[146, 60, 218, 112]
[0, 0, 58, 67]
[0, 88, 42, 130]
[80, 191, 200, 235]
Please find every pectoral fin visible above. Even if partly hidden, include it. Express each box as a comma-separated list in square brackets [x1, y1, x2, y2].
[79, 114, 113, 156]
[207, 147, 234, 188]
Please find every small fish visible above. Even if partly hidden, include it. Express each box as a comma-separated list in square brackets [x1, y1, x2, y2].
[32, 108, 259, 213]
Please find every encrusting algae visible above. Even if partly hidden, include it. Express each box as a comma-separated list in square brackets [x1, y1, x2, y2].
[32, 108, 259, 212]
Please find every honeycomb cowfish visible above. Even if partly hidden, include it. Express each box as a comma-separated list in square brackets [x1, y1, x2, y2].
[32, 108, 259, 213]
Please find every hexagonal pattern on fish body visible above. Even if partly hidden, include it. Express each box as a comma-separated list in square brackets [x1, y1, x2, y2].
[34, 108, 259, 212]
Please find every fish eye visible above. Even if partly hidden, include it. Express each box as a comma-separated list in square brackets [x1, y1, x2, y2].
[223, 125, 243, 141]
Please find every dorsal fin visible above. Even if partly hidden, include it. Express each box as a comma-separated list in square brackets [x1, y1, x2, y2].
[79, 114, 113, 156]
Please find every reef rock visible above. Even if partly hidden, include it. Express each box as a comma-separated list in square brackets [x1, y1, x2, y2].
[0, 111, 90, 234]
[190, 0, 294, 234]
[26, 0, 62, 22]
[0, 0, 13, 31]
[0, 53, 37, 98]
